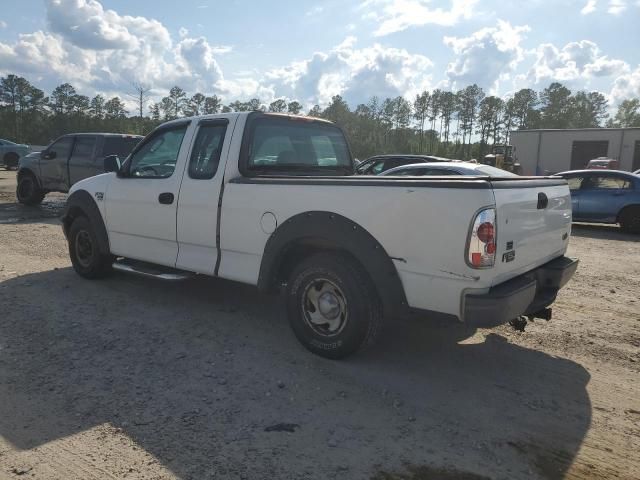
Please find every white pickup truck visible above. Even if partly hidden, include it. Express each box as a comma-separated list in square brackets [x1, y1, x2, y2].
[62, 112, 578, 358]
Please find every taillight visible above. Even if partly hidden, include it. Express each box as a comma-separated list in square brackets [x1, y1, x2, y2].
[467, 208, 496, 269]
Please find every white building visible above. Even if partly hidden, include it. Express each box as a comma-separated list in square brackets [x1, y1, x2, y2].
[510, 128, 640, 175]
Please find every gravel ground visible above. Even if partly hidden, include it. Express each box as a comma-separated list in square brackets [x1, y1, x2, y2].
[0, 170, 639, 480]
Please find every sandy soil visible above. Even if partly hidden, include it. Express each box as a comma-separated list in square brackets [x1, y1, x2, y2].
[0, 170, 638, 480]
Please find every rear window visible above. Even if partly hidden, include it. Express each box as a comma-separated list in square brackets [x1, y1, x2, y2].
[247, 117, 352, 174]
[102, 136, 142, 159]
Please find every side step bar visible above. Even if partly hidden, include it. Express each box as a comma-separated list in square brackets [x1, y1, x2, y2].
[112, 259, 194, 281]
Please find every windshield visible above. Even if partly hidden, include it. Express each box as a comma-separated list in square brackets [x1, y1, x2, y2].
[247, 117, 353, 174]
[474, 165, 519, 177]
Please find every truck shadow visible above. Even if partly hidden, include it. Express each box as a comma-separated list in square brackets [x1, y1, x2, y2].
[0, 195, 66, 225]
[0, 268, 591, 479]
[571, 223, 640, 242]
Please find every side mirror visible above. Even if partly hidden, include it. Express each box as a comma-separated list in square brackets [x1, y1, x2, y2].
[103, 155, 121, 173]
[43, 151, 56, 160]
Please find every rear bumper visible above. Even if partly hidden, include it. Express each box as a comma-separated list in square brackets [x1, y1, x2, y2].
[464, 256, 578, 327]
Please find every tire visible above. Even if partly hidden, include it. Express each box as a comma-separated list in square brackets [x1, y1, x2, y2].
[16, 173, 45, 205]
[619, 206, 640, 234]
[3, 152, 19, 170]
[68, 216, 113, 279]
[286, 252, 382, 359]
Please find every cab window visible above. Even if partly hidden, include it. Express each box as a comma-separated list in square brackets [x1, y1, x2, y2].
[46, 137, 73, 161]
[126, 125, 188, 178]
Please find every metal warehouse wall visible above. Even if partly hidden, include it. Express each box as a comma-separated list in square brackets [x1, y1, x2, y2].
[511, 128, 640, 175]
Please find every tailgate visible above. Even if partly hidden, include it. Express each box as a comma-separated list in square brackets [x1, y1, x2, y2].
[491, 178, 572, 286]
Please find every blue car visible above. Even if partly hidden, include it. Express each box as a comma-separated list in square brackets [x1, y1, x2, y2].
[556, 170, 640, 233]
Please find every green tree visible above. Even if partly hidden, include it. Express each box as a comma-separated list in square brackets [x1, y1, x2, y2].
[186, 92, 206, 116]
[413, 91, 430, 152]
[268, 99, 287, 112]
[89, 95, 106, 119]
[511, 88, 539, 129]
[203, 95, 221, 114]
[540, 82, 572, 128]
[287, 101, 303, 115]
[104, 97, 128, 118]
[609, 99, 640, 127]
[50, 83, 78, 115]
[167, 86, 187, 118]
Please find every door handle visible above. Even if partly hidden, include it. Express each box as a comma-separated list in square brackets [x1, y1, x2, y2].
[158, 192, 174, 204]
[537, 192, 548, 209]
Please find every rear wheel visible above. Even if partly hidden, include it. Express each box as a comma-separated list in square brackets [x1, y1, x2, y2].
[16, 173, 45, 205]
[619, 206, 640, 234]
[286, 252, 382, 359]
[3, 152, 19, 170]
[68, 216, 113, 279]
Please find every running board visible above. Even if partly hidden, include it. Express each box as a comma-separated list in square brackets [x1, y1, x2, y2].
[112, 259, 194, 281]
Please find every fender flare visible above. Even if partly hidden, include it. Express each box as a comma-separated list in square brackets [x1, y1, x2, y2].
[258, 211, 407, 316]
[62, 190, 110, 255]
[17, 168, 42, 189]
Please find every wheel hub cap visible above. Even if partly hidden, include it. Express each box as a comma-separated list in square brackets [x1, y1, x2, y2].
[318, 292, 340, 319]
[302, 279, 348, 337]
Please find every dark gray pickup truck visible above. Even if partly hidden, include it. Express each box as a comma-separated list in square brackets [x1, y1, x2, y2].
[17, 132, 142, 205]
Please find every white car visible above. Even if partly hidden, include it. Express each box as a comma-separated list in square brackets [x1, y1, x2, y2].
[381, 161, 519, 177]
[62, 112, 578, 358]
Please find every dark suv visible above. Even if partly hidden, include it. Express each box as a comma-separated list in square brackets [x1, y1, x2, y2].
[17, 133, 142, 205]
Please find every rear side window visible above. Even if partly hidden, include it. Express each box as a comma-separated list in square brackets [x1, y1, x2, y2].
[103, 136, 142, 159]
[72, 137, 96, 158]
[583, 175, 632, 190]
[188, 123, 227, 179]
[247, 117, 351, 173]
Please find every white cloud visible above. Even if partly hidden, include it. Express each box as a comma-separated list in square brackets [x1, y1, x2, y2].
[610, 65, 640, 104]
[362, 0, 477, 36]
[306, 6, 324, 17]
[443, 20, 530, 92]
[581, 0, 597, 14]
[0, 20, 7, 29]
[264, 37, 434, 107]
[527, 40, 629, 86]
[607, 0, 627, 14]
[0, 0, 235, 103]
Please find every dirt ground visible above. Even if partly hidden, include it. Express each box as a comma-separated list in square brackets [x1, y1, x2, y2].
[0, 170, 638, 480]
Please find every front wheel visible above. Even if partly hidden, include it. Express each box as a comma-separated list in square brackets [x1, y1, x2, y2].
[620, 206, 640, 234]
[16, 173, 45, 205]
[68, 216, 113, 279]
[286, 253, 382, 359]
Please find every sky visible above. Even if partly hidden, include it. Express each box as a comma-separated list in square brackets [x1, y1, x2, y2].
[0, 0, 639, 113]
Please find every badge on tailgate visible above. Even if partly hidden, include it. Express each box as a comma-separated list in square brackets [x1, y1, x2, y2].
[502, 241, 515, 263]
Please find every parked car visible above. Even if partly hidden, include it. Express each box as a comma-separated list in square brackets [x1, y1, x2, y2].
[0, 138, 31, 170]
[586, 157, 619, 170]
[381, 162, 519, 177]
[555, 169, 640, 233]
[17, 133, 142, 205]
[62, 112, 577, 358]
[356, 154, 455, 175]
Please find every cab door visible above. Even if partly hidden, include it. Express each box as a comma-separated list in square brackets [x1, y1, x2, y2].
[175, 118, 233, 274]
[40, 136, 74, 191]
[103, 121, 192, 267]
[579, 174, 633, 222]
[564, 175, 584, 220]
[68, 135, 97, 186]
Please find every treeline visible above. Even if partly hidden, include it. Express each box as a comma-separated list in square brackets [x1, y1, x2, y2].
[1, 73, 639, 160]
